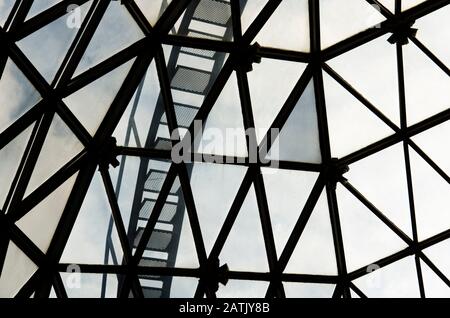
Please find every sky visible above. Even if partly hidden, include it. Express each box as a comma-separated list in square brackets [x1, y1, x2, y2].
[0, 0, 449, 298]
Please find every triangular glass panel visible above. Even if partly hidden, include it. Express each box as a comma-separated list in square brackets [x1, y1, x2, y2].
[412, 121, 450, 176]
[377, 0, 395, 13]
[27, 0, 62, 19]
[420, 260, 450, 297]
[171, 180, 200, 269]
[248, 58, 307, 143]
[0, 58, 41, 134]
[220, 184, 269, 272]
[190, 162, 247, 255]
[17, 173, 78, 253]
[253, 0, 310, 52]
[17, 1, 92, 82]
[323, 71, 394, 158]
[240, 0, 268, 35]
[74, 1, 144, 76]
[409, 147, 450, 240]
[61, 171, 123, 265]
[415, 5, 450, 68]
[262, 167, 319, 256]
[0, 125, 33, 208]
[113, 60, 163, 148]
[25, 114, 84, 196]
[353, 256, 420, 298]
[350, 288, 361, 298]
[171, 0, 233, 41]
[423, 238, 450, 279]
[59, 272, 121, 298]
[168, 277, 198, 298]
[285, 191, 337, 275]
[216, 280, 269, 298]
[194, 72, 247, 157]
[134, 0, 172, 27]
[0, 0, 14, 27]
[284, 282, 335, 298]
[320, 0, 385, 49]
[345, 143, 413, 237]
[0, 241, 37, 297]
[64, 59, 134, 136]
[403, 41, 450, 125]
[266, 80, 321, 163]
[327, 34, 400, 126]
[402, 0, 428, 11]
[337, 183, 408, 272]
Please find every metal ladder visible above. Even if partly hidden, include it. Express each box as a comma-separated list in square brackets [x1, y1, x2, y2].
[102, 0, 237, 298]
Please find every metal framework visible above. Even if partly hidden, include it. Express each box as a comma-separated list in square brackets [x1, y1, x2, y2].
[0, 0, 449, 298]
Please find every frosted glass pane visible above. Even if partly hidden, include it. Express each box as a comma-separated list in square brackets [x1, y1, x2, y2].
[60, 172, 122, 265]
[412, 121, 450, 176]
[420, 260, 450, 297]
[191, 162, 247, 254]
[113, 61, 160, 147]
[346, 143, 412, 237]
[404, 42, 450, 125]
[27, 0, 62, 19]
[75, 1, 144, 76]
[328, 34, 400, 126]
[284, 282, 335, 298]
[263, 168, 319, 256]
[248, 58, 307, 143]
[337, 184, 407, 272]
[170, 277, 198, 298]
[220, 185, 269, 272]
[0, 125, 33, 208]
[402, 0, 428, 11]
[415, 5, 450, 67]
[195, 73, 247, 157]
[216, 280, 269, 298]
[354, 256, 420, 298]
[320, 0, 385, 49]
[17, 174, 78, 253]
[424, 238, 450, 279]
[410, 147, 450, 240]
[254, 0, 309, 52]
[0, 59, 41, 134]
[241, 0, 268, 35]
[134, 0, 172, 26]
[323, 71, 393, 158]
[0, 0, 14, 27]
[26, 114, 84, 195]
[0, 241, 37, 297]
[267, 80, 321, 163]
[64, 59, 134, 135]
[18, 1, 92, 82]
[285, 191, 337, 275]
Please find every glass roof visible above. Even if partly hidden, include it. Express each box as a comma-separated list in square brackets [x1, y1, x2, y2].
[0, 0, 449, 299]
